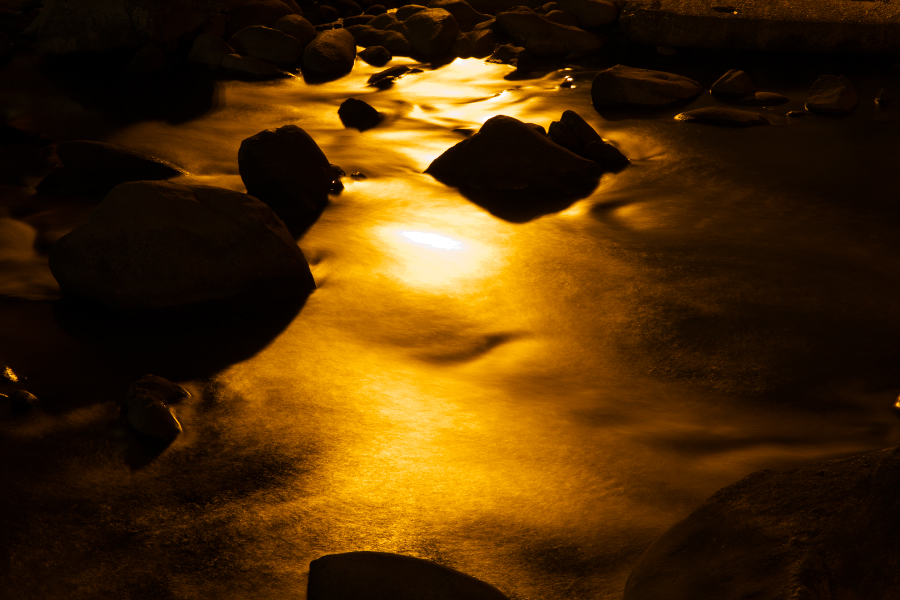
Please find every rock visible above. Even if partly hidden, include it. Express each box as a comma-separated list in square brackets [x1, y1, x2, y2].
[543, 10, 579, 27]
[403, 8, 460, 57]
[122, 375, 187, 442]
[318, 4, 341, 23]
[805, 74, 858, 114]
[348, 26, 412, 55]
[338, 97, 381, 130]
[738, 91, 788, 106]
[674, 106, 768, 126]
[582, 140, 629, 170]
[344, 14, 376, 26]
[48, 181, 316, 313]
[9, 390, 38, 414]
[486, 43, 524, 64]
[556, 0, 616, 27]
[426, 114, 604, 193]
[551, 110, 628, 170]
[334, 0, 363, 16]
[238, 124, 335, 220]
[123, 374, 192, 412]
[547, 120, 580, 153]
[591, 64, 702, 107]
[427, 0, 491, 31]
[710, 68, 755, 95]
[303, 28, 356, 73]
[385, 20, 411, 36]
[466, 0, 543, 13]
[229, 25, 304, 65]
[358, 44, 392, 65]
[624, 445, 900, 600]
[308, 552, 510, 600]
[223, 0, 298, 37]
[365, 4, 387, 15]
[452, 28, 496, 57]
[36, 140, 186, 196]
[189, 32, 235, 69]
[495, 10, 603, 55]
[786, 110, 809, 118]
[369, 12, 399, 28]
[367, 64, 421, 87]
[273, 14, 317, 46]
[559, 109, 603, 147]
[25, 0, 217, 54]
[537, 2, 559, 13]
[396, 4, 428, 19]
[220, 53, 288, 78]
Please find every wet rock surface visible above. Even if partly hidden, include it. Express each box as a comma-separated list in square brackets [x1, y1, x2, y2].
[710, 69, 755, 96]
[9, 389, 38, 413]
[675, 106, 768, 126]
[403, 8, 460, 57]
[338, 97, 382, 130]
[121, 375, 189, 442]
[738, 92, 789, 106]
[591, 64, 702, 107]
[303, 28, 357, 73]
[806, 74, 858, 114]
[358, 44, 392, 65]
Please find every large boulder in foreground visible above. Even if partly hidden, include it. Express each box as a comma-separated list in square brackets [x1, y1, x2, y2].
[238, 124, 335, 221]
[303, 28, 357, 74]
[426, 115, 603, 193]
[592, 64, 702, 107]
[624, 445, 900, 600]
[49, 181, 315, 313]
[495, 10, 603, 55]
[308, 552, 510, 600]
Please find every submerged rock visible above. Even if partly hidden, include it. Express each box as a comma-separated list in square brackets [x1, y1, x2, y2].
[426, 114, 604, 193]
[591, 64, 702, 107]
[674, 107, 768, 126]
[303, 28, 356, 73]
[624, 445, 900, 600]
[229, 25, 304, 65]
[122, 375, 190, 442]
[806, 74, 858, 114]
[403, 8, 460, 57]
[338, 97, 382, 130]
[710, 69, 755, 96]
[48, 181, 316, 313]
[495, 10, 603, 55]
[308, 552, 510, 600]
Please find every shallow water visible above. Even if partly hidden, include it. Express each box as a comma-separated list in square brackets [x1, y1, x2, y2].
[3, 51, 900, 599]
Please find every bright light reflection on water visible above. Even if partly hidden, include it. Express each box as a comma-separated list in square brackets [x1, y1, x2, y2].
[401, 231, 463, 250]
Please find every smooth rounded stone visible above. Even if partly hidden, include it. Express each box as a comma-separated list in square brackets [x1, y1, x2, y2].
[220, 53, 287, 77]
[238, 124, 334, 219]
[9, 390, 38, 414]
[550, 110, 628, 170]
[350, 26, 412, 55]
[223, 0, 298, 37]
[495, 10, 603, 55]
[318, 4, 341, 22]
[426, 114, 603, 193]
[674, 106, 768, 126]
[624, 446, 900, 600]
[385, 20, 411, 36]
[338, 97, 381, 130]
[547, 120, 580, 153]
[591, 64, 702, 107]
[452, 28, 496, 57]
[127, 399, 182, 441]
[403, 8, 460, 57]
[334, 0, 363, 16]
[308, 552, 510, 600]
[273, 14, 317, 46]
[537, 2, 559, 13]
[738, 91, 788, 106]
[396, 4, 428, 19]
[556, 0, 616, 27]
[365, 4, 387, 15]
[427, 0, 491, 31]
[543, 9, 579, 26]
[358, 44, 392, 65]
[710, 68, 755, 95]
[123, 374, 191, 413]
[303, 28, 356, 73]
[581, 140, 628, 170]
[806, 74, 858, 114]
[36, 140, 186, 196]
[368, 12, 399, 28]
[486, 42, 524, 64]
[559, 109, 603, 147]
[229, 25, 304, 64]
[344, 14, 376, 25]
[189, 32, 234, 69]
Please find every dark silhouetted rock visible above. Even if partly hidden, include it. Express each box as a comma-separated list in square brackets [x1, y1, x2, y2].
[624, 445, 900, 600]
[367, 64, 422, 87]
[403, 8, 460, 56]
[366, 4, 387, 15]
[358, 44, 392, 65]
[339, 97, 381, 130]
[348, 25, 412, 54]
[273, 14, 317, 47]
[221, 53, 288, 78]
[674, 106, 768, 126]
[229, 25, 304, 65]
[334, 0, 363, 17]
[303, 28, 356, 73]
[466, 0, 543, 13]
[49, 181, 315, 313]
[369, 11, 399, 28]
[591, 64, 701, 107]
[486, 43, 524, 64]
[36, 140, 186, 196]
[396, 4, 429, 19]
[427, 0, 491, 31]
[426, 114, 604, 193]
[123, 43, 171, 77]
[318, 4, 341, 22]
[224, 0, 297, 37]
[9, 390, 38, 414]
[738, 91, 788, 106]
[806, 74, 858, 114]
[710, 68, 755, 96]
[189, 32, 234, 69]
[547, 120, 580, 153]
[452, 28, 496, 57]
[345, 14, 376, 26]
[556, 0, 616, 27]
[582, 140, 628, 170]
[551, 110, 628, 170]
[238, 124, 334, 220]
[495, 9, 603, 55]
[560, 109, 602, 147]
[122, 375, 189, 442]
[543, 10, 579, 27]
[308, 552, 510, 600]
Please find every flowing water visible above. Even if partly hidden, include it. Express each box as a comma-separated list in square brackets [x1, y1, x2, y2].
[3, 50, 900, 599]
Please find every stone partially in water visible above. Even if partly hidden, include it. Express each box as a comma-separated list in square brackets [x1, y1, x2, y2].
[48, 181, 316, 313]
[674, 107, 768, 126]
[367, 64, 422, 87]
[338, 97, 382, 131]
[710, 69, 755, 96]
[122, 375, 187, 442]
[551, 110, 629, 170]
[273, 14, 317, 47]
[426, 114, 604, 193]
[358, 45, 392, 65]
[624, 446, 900, 600]
[303, 28, 356, 73]
[403, 8, 460, 57]
[591, 64, 702, 108]
[427, 0, 491, 32]
[806, 74, 858, 114]
[308, 551, 510, 600]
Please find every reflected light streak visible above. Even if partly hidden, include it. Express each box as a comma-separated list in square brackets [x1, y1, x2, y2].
[402, 231, 463, 250]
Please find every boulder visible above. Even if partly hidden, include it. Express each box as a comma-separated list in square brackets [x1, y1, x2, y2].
[308, 552, 510, 600]
[425, 114, 604, 193]
[25, 0, 216, 54]
[556, 0, 617, 27]
[229, 25, 304, 65]
[486, 43, 524, 64]
[550, 110, 628, 170]
[495, 10, 603, 55]
[591, 64, 702, 107]
[710, 69, 755, 96]
[189, 32, 235, 69]
[318, 4, 341, 23]
[806, 74, 858, 114]
[36, 140, 186, 196]
[427, 0, 491, 31]
[48, 181, 316, 313]
[358, 45, 392, 65]
[404, 8, 460, 57]
[303, 28, 356, 73]
[220, 53, 288, 77]
[348, 26, 412, 55]
[238, 124, 334, 220]
[273, 14, 317, 46]
[674, 106, 768, 126]
[452, 28, 496, 57]
[223, 0, 297, 37]
[395, 4, 428, 19]
[365, 4, 387, 15]
[338, 97, 381, 131]
[738, 92, 788, 106]
[333, 0, 363, 17]
[624, 446, 900, 600]
[368, 12, 399, 28]
[543, 10, 579, 27]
